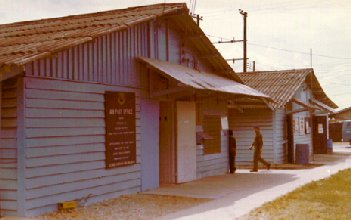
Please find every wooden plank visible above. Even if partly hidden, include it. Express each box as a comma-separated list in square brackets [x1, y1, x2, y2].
[26, 171, 140, 200]
[98, 36, 103, 83]
[106, 34, 111, 84]
[74, 46, 79, 80]
[2, 89, 17, 99]
[52, 56, 57, 78]
[0, 139, 17, 148]
[25, 108, 104, 118]
[117, 32, 122, 84]
[89, 42, 94, 82]
[111, 32, 116, 84]
[25, 62, 33, 76]
[79, 44, 84, 81]
[25, 89, 104, 102]
[33, 60, 39, 77]
[93, 38, 98, 82]
[62, 51, 68, 79]
[0, 149, 17, 159]
[25, 178, 140, 210]
[0, 130, 16, 138]
[68, 48, 74, 80]
[26, 152, 105, 168]
[26, 143, 104, 158]
[26, 118, 104, 128]
[25, 161, 104, 178]
[25, 77, 140, 94]
[0, 190, 17, 200]
[1, 108, 17, 118]
[1, 98, 16, 108]
[0, 179, 17, 190]
[0, 168, 17, 179]
[2, 118, 17, 128]
[25, 99, 104, 110]
[0, 162, 17, 168]
[16, 77, 26, 215]
[25, 127, 105, 138]
[0, 200, 17, 210]
[57, 52, 63, 79]
[83, 43, 89, 81]
[26, 164, 140, 189]
[26, 135, 105, 148]
[122, 31, 126, 84]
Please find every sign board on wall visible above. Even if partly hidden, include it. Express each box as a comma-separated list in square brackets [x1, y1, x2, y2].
[105, 92, 136, 169]
[318, 123, 324, 134]
[299, 117, 305, 135]
[305, 117, 311, 134]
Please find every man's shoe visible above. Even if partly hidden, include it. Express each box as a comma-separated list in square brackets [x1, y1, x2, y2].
[250, 170, 258, 172]
[267, 164, 271, 170]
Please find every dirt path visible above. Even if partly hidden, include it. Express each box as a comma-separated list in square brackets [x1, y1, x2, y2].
[37, 194, 211, 220]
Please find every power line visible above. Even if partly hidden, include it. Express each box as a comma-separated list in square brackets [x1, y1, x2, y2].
[248, 42, 351, 60]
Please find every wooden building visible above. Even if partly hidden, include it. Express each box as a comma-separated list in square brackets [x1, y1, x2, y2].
[0, 3, 270, 217]
[331, 107, 351, 120]
[228, 69, 338, 165]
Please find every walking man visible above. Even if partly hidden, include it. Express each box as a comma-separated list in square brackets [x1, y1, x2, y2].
[250, 126, 271, 172]
[228, 129, 237, 173]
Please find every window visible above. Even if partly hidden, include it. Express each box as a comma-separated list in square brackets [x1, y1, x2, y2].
[203, 115, 221, 154]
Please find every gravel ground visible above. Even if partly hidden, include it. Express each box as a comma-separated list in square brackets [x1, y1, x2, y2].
[36, 194, 211, 220]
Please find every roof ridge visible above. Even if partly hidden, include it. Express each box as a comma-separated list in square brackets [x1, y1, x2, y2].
[0, 3, 186, 28]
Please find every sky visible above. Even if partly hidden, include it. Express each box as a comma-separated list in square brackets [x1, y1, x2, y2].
[0, 0, 350, 110]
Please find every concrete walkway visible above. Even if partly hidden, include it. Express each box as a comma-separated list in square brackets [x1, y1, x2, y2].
[150, 143, 351, 219]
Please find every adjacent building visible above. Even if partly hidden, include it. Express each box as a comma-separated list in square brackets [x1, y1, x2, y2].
[228, 69, 338, 165]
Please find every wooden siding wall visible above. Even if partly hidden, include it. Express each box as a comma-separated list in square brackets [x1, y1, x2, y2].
[0, 78, 18, 216]
[197, 131, 228, 178]
[196, 99, 228, 178]
[292, 85, 313, 156]
[273, 108, 286, 164]
[228, 108, 274, 164]
[23, 77, 141, 216]
[25, 23, 150, 87]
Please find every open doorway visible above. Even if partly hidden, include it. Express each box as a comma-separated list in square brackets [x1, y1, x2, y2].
[313, 115, 328, 154]
[159, 101, 197, 185]
[159, 101, 176, 185]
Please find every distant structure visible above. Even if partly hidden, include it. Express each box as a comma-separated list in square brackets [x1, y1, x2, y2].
[331, 106, 351, 120]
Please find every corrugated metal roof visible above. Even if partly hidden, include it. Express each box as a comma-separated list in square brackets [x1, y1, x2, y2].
[138, 57, 270, 99]
[238, 69, 338, 109]
[0, 4, 181, 65]
[0, 3, 241, 82]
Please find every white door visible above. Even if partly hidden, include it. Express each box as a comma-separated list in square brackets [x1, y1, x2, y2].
[176, 101, 196, 183]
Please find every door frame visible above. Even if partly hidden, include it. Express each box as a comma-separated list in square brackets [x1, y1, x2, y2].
[286, 114, 294, 163]
[159, 101, 176, 185]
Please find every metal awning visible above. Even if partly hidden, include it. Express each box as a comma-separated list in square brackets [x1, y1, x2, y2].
[137, 57, 271, 100]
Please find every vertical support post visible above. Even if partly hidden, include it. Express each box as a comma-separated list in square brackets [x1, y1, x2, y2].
[166, 19, 169, 62]
[16, 77, 26, 216]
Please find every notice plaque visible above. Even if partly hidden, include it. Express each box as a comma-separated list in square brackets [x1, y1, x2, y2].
[105, 92, 136, 169]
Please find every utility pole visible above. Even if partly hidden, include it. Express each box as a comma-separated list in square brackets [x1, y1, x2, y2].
[310, 48, 312, 67]
[239, 9, 248, 72]
[191, 14, 203, 26]
[253, 61, 256, 71]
